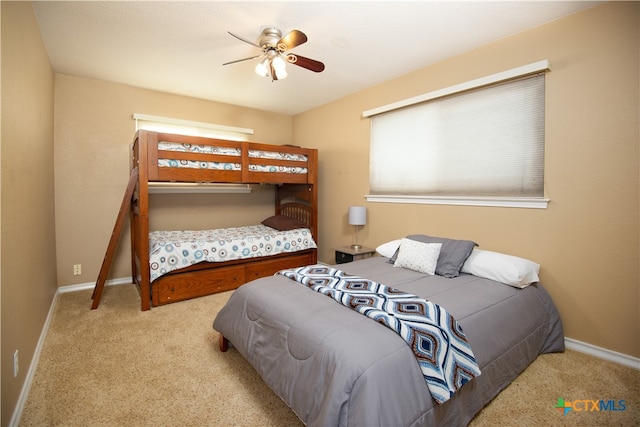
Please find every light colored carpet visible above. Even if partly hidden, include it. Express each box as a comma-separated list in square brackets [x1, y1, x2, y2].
[20, 284, 638, 426]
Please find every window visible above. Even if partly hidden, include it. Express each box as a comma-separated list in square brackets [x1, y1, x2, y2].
[364, 61, 550, 209]
[133, 113, 253, 141]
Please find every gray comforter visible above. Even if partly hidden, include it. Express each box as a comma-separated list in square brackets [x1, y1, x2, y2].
[213, 257, 564, 426]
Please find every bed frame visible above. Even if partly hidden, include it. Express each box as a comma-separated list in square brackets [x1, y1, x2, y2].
[94, 130, 318, 311]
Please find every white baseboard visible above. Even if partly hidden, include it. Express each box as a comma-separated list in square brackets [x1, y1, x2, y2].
[9, 277, 132, 426]
[9, 288, 60, 427]
[57, 277, 133, 294]
[565, 337, 640, 370]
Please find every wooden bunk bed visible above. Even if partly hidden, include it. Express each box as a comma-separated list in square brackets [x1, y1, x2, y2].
[92, 130, 318, 311]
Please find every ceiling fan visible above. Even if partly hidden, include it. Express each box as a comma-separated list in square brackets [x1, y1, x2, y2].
[223, 27, 325, 81]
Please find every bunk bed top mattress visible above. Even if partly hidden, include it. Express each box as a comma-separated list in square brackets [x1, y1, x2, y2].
[157, 141, 308, 174]
[213, 256, 564, 427]
[149, 225, 316, 282]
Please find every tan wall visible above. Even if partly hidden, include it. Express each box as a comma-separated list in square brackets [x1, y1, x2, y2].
[294, 2, 639, 357]
[1, 2, 57, 425]
[54, 75, 293, 286]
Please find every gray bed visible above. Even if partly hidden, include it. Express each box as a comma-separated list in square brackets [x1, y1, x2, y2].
[213, 255, 564, 426]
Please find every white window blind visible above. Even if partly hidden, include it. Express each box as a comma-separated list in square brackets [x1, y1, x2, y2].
[367, 69, 548, 208]
[133, 113, 253, 141]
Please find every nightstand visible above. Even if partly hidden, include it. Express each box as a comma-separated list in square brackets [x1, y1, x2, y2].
[333, 246, 376, 264]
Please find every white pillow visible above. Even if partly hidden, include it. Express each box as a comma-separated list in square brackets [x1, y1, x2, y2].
[461, 249, 540, 288]
[376, 239, 402, 258]
[393, 238, 442, 275]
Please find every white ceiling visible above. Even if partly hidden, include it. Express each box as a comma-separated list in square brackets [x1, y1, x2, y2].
[33, 1, 600, 116]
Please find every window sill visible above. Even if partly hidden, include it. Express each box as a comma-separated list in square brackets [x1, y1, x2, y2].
[365, 195, 549, 209]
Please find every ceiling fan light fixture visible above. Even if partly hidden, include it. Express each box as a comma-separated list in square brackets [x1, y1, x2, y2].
[274, 66, 288, 80]
[272, 55, 286, 71]
[272, 55, 288, 79]
[275, 68, 289, 80]
[255, 57, 269, 77]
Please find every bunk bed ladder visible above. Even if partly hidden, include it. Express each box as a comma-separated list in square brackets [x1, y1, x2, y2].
[91, 167, 139, 309]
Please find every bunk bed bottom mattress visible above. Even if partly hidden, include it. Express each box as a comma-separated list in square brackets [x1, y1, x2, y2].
[213, 256, 564, 426]
[149, 225, 317, 283]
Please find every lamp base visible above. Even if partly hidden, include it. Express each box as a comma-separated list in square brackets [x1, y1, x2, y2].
[351, 244, 363, 250]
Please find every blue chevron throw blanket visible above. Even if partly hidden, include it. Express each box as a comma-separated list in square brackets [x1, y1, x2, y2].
[277, 264, 481, 404]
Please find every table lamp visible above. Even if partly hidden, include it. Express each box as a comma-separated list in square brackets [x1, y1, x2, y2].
[348, 206, 366, 250]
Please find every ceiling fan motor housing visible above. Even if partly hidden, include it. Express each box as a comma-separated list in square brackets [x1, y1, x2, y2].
[259, 28, 283, 50]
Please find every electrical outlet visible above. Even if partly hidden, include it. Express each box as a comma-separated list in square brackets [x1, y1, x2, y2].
[73, 264, 82, 276]
[13, 350, 18, 377]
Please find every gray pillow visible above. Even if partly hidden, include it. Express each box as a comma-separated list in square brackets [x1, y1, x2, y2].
[390, 234, 477, 278]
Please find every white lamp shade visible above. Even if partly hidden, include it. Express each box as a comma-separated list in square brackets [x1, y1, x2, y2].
[272, 55, 286, 71]
[348, 206, 366, 226]
[255, 58, 269, 77]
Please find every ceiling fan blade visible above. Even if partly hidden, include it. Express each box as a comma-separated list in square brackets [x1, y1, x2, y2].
[286, 54, 325, 73]
[223, 54, 262, 66]
[227, 31, 262, 49]
[277, 30, 307, 52]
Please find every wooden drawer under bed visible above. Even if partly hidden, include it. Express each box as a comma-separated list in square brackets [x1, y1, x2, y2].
[245, 253, 313, 281]
[151, 250, 316, 306]
[153, 265, 245, 305]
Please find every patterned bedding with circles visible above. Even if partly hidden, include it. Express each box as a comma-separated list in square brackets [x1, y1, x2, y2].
[149, 225, 317, 282]
[157, 142, 308, 174]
